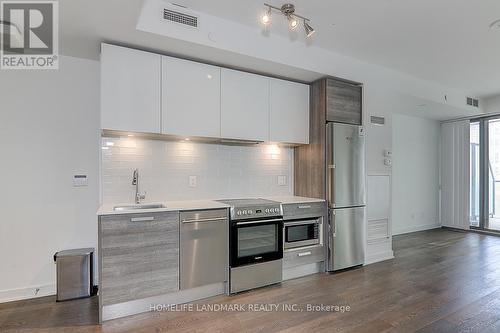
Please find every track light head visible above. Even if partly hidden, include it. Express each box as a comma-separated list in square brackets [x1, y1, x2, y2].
[261, 6, 271, 25]
[288, 16, 298, 30]
[304, 20, 315, 37]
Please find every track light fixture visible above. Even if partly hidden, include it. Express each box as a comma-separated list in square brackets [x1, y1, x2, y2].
[261, 3, 315, 37]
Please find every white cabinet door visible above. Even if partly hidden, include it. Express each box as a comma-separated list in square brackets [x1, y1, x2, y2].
[101, 44, 161, 133]
[270, 78, 309, 144]
[221, 68, 270, 141]
[162, 57, 221, 138]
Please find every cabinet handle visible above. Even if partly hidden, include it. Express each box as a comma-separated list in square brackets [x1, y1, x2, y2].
[130, 216, 155, 222]
[298, 205, 311, 209]
[297, 251, 312, 257]
[182, 217, 227, 223]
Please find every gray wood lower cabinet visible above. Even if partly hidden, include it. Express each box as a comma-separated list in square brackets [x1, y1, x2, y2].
[283, 245, 325, 269]
[98, 211, 179, 306]
[282, 202, 326, 220]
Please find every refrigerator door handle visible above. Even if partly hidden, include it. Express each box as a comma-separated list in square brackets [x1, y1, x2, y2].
[328, 164, 335, 208]
[327, 209, 336, 272]
[332, 211, 336, 237]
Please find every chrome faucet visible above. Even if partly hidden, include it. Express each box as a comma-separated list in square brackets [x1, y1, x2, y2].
[132, 168, 146, 204]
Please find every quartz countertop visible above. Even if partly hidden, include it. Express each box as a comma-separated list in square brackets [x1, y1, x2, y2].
[97, 196, 324, 216]
[263, 196, 326, 204]
[97, 200, 230, 216]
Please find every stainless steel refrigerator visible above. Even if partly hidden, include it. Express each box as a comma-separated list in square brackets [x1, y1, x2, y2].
[326, 122, 366, 271]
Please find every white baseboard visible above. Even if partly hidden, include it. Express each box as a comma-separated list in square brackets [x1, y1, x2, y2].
[392, 223, 441, 236]
[365, 251, 394, 265]
[0, 284, 55, 303]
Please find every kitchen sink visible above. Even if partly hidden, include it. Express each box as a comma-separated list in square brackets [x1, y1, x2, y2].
[113, 203, 166, 211]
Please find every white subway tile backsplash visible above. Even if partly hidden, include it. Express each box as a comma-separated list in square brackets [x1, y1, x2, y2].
[101, 137, 294, 203]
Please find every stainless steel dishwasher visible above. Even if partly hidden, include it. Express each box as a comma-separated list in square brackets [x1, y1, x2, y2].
[180, 209, 228, 290]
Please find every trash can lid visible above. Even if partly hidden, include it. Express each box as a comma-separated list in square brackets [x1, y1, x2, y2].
[54, 248, 94, 258]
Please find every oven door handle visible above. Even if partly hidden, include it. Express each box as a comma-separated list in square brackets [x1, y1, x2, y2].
[284, 219, 320, 227]
[236, 218, 283, 226]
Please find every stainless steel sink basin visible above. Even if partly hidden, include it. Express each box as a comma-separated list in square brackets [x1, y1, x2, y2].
[113, 203, 166, 211]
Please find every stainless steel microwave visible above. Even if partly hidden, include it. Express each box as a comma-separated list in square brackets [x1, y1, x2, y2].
[284, 218, 320, 249]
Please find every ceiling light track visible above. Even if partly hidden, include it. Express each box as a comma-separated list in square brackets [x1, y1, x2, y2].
[261, 3, 315, 37]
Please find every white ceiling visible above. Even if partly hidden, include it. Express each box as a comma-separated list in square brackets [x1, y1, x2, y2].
[60, 0, 500, 97]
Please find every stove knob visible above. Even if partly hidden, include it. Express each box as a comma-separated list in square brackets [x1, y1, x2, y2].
[265, 208, 269, 213]
[237, 211, 242, 216]
[242, 210, 247, 215]
[248, 210, 253, 215]
[274, 208, 279, 213]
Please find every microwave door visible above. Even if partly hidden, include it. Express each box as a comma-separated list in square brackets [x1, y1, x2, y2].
[327, 122, 366, 208]
[284, 221, 320, 249]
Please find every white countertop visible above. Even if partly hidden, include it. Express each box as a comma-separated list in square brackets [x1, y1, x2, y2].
[263, 196, 325, 204]
[97, 200, 230, 216]
[97, 196, 324, 216]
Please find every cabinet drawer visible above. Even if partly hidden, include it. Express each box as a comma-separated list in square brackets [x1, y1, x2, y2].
[99, 211, 179, 306]
[283, 246, 325, 269]
[283, 202, 326, 220]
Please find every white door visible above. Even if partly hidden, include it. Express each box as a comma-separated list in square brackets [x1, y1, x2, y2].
[162, 57, 221, 138]
[270, 78, 309, 144]
[101, 44, 161, 133]
[221, 68, 270, 142]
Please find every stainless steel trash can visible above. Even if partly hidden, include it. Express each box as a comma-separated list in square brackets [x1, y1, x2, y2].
[53, 248, 94, 301]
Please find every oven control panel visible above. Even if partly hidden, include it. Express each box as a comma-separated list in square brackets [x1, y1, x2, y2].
[234, 205, 282, 219]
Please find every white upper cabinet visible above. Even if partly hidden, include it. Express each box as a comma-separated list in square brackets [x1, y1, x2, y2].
[220, 68, 270, 142]
[101, 44, 161, 133]
[162, 57, 221, 138]
[270, 78, 310, 144]
[100, 44, 310, 145]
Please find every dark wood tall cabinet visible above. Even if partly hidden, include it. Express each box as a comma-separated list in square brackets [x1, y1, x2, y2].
[294, 78, 362, 199]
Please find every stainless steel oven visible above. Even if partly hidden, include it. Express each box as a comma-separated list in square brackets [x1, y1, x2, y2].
[216, 198, 284, 294]
[284, 218, 320, 249]
[230, 218, 283, 267]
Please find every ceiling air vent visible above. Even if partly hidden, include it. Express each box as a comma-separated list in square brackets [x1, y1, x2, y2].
[467, 97, 479, 108]
[370, 116, 385, 126]
[163, 8, 198, 28]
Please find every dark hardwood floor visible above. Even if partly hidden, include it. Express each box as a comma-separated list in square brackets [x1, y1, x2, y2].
[2, 229, 500, 332]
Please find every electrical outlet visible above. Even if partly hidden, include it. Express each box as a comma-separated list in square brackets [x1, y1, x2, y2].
[189, 176, 197, 188]
[277, 175, 287, 186]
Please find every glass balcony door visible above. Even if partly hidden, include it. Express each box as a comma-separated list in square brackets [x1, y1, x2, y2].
[487, 119, 500, 231]
[470, 117, 500, 232]
[470, 121, 480, 227]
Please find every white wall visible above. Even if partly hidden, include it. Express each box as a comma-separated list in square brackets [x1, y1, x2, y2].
[0, 56, 100, 302]
[392, 114, 441, 235]
[101, 137, 293, 203]
[485, 94, 500, 113]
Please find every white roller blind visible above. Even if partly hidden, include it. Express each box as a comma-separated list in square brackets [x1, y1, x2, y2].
[441, 120, 470, 230]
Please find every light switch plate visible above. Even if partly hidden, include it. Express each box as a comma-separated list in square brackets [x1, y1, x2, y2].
[73, 174, 88, 187]
[384, 158, 392, 166]
[277, 175, 287, 186]
[383, 149, 392, 158]
[189, 175, 197, 188]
